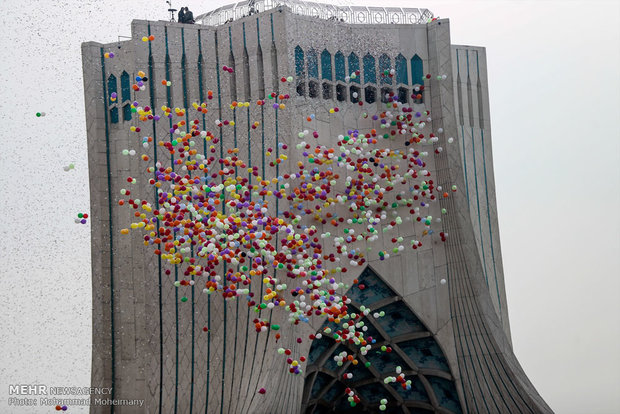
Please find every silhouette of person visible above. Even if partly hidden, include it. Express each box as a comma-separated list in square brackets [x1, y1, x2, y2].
[185, 7, 194, 24]
[178, 7, 186, 23]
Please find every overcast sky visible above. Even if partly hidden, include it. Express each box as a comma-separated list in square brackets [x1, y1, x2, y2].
[0, 1, 618, 413]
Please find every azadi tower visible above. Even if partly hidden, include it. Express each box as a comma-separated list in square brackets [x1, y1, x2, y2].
[81, 1, 553, 413]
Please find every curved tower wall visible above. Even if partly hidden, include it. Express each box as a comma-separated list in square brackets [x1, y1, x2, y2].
[82, 6, 550, 413]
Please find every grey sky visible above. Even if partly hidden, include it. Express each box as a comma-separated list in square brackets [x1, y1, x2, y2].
[0, 1, 618, 413]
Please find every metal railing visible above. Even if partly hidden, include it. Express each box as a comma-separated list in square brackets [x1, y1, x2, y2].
[195, 0, 433, 26]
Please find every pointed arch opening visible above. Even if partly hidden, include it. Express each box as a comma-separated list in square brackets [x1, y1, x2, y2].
[301, 267, 463, 414]
[363, 54, 376, 84]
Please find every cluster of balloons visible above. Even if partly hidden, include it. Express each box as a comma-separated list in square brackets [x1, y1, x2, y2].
[75, 213, 89, 224]
[36, 112, 46, 117]
[104, 52, 115, 59]
[54, 405, 68, 411]
[118, 46, 454, 397]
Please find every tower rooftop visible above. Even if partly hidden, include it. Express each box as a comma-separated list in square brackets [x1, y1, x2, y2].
[194, 0, 433, 26]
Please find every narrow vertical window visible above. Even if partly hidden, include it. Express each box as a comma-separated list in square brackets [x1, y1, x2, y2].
[110, 106, 119, 124]
[348, 52, 360, 83]
[322, 82, 332, 100]
[397, 87, 408, 103]
[108, 73, 121, 123]
[395, 54, 408, 85]
[350, 85, 360, 103]
[295, 46, 305, 97]
[364, 86, 376, 103]
[380, 87, 393, 103]
[107, 74, 117, 105]
[335, 51, 345, 82]
[336, 84, 346, 101]
[308, 81, 319, 98]
[123, 104, 132, 121]
[120, 71, 131, 102]
[307, 49, 318, 79]
[411, 54, 424, 85]
[295, 46, 305, 78]
[321, 49, 332, 81]
[363, 54, 376, 84]
[379, 54, 391, 84]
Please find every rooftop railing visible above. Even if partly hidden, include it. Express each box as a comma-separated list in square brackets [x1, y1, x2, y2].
[194, 0, 433, 26]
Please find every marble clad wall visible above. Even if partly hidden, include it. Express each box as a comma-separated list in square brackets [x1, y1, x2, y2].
[82, 6, 550, 413]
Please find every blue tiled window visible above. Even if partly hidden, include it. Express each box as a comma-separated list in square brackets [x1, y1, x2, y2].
[307, 49, 318, 79]
[320, 49, 332, 80]
[107, 74, 117, 104]
[395, 53, 408, 85]
[107, 74, 118, 124]
[295, 46, 305, 77]
[109, 106, 119, 124]
[334, 51, 345, 82]
[120, 71, 131, 102]
[363, 53, 376, 84]
[379, 54, 391, 84]
[411, 54, 424, 84]
[123, 104, 132, 122]
[348, 52, 360, 83]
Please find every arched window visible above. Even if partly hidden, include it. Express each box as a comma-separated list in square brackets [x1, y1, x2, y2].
[411, 54, 424, 85]
[321, 49, 332, 81]
[107, 74, 118, 124]
[395, 53, 408, 85]
[107, 74, 117, 104]
[294, 46, 305, 78]
[307, 49, 318, 79]
[379, 54, 391, 84]
[120, 71, 131, 102]
[334, 51, 345, 82]
[363, 53, 376, 84]
[348, 52, 360, 83]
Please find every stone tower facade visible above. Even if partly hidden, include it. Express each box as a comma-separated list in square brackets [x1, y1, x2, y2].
[82, 2, 552, 413]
